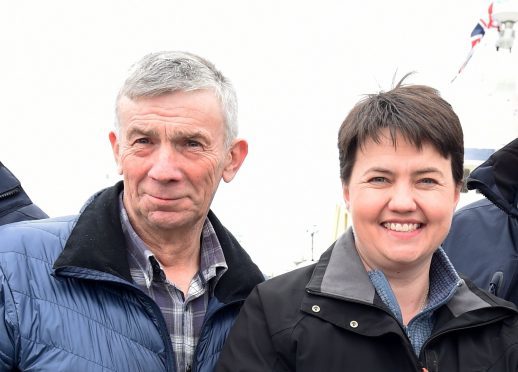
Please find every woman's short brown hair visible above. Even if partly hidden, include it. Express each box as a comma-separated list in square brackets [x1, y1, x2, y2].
[338, 75, 464, 185]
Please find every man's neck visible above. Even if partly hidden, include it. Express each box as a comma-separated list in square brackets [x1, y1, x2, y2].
[157, 250, 201, 296]
[138, 222, 205, 296]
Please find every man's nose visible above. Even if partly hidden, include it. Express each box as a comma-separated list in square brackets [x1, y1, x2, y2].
[147, 146, 183, 182]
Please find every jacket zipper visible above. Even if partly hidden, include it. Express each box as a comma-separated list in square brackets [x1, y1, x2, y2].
[107, 280, 178, 372]
[55, 269, 177, 371]
[133, 288, 177, 372]
[190, 298, 244, 372]
[0, 186, 20, 200]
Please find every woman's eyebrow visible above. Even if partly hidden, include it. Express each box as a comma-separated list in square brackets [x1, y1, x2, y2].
[413, 167, 444, 177]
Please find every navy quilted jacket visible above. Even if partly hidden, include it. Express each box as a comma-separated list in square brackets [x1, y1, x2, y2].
[0, 182, 264, 371]
[0, 162, 48, 225]
[443, 138, 518, 305]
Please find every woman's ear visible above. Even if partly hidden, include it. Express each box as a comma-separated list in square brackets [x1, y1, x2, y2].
[342, 182, 351, 210]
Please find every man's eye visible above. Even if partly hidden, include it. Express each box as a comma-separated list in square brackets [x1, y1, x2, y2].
[134, 138, 150, 145]
[186, 140, 202, 148]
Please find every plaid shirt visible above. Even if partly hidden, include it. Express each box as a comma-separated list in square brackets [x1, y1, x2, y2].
[119, 195, 227, 372]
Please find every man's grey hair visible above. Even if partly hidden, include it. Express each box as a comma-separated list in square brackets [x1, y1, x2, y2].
[115, 51, 238, 147]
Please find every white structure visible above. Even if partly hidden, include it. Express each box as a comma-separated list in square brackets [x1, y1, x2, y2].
[494, 0, 518, 51]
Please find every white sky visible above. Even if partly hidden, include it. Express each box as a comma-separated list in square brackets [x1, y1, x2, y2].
[1, 0, 517, 276]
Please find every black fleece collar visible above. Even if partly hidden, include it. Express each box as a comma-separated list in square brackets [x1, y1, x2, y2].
[53, 181, 264, 303]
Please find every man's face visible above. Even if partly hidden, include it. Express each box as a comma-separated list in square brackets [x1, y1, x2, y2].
[110, 90, 246, 237]
[343, 130, 461, 274]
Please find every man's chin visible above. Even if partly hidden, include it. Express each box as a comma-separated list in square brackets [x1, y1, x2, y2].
[147, 211, 197, 229]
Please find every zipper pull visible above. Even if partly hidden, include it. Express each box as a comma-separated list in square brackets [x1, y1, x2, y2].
[489, 271, 504, 297]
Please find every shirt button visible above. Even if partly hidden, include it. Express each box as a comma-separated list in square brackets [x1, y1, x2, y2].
[311, 305, 321, 313]
[350, 320, 359, 328]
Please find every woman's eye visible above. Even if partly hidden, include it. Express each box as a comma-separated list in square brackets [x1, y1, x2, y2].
[369, 176, 387, 183]
[420, 178, 438, 185]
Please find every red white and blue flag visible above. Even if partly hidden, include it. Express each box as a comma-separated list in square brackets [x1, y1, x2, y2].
[470, 2, 496, 47]
[471, 23, 487, 47]
[452, 2, 497, 82]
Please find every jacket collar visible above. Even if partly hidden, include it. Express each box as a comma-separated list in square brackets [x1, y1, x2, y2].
[53, 181, 263, 303]
[306, 229, 377, 305]
[306, 229, 501, 317]
[53, 182, 129, 280]
[468, 138, 518, 218]
[303, 230, 518, 339]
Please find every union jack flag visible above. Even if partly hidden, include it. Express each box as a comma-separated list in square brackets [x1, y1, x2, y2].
[470, 2, 496, 47]
[452, 2, 497, 82]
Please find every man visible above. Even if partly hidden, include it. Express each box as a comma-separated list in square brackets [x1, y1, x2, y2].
[0, 51, 264, 372]
[0, 161, 48, 224]
[217, 78, 518, 371]
[443, 138, 518, 305]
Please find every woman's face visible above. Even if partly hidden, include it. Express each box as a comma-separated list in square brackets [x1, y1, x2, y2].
[343, 130, 461, 274]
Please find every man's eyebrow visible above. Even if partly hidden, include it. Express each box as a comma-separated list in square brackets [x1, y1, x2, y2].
[168, 128, 208, 139]
[125, 125, 211, 142]
[125, 125, 160, 138]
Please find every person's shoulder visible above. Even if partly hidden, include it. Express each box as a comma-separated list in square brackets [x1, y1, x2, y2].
[451, 198, 506, 226]
[0, 204, 49, 225]
[258, 264, 316, 295]
[0, 214, 77, 234]
[455, 198, 495, 214]
[454, 276, 518, 313]
[248, 265, 317, 330]
[451, 198, 507, 227]
[14, 203, 49, 220]
[0, 215, 78, 258]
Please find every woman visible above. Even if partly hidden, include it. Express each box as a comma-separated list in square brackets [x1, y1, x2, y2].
[217, 76, 518, 371]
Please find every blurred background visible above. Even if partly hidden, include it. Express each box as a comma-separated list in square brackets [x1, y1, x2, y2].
[1, 0, 517, 276]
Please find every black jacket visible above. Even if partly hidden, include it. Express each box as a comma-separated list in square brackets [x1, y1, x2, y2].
[443, 138, 518, 304]
[0, 161, 48, 225]
[217, 230, 518, 372]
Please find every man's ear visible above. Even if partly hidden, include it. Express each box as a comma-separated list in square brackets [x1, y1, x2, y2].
[222, 139, 248, 183]
[109, 131, 123, 175]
